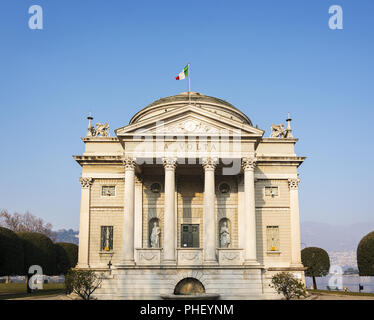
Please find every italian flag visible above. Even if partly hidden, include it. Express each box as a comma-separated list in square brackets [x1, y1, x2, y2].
[175, 65, 189, 80]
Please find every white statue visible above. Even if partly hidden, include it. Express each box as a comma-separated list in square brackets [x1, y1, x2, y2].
[150, 222, 160, 248]
[220, 221, 230, 248]
[95, 123, 110, 137]
[270, 124, 286, 138]
[86, 114, 110, 137]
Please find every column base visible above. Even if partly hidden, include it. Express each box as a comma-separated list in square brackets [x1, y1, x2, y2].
[76, 263, 90, 269]
[204, 260, 218, 265]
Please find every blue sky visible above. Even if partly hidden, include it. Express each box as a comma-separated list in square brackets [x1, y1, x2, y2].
[0, 1, 373, 230]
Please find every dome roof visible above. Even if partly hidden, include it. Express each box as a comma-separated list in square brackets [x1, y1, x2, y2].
[129, 92, 252, 126]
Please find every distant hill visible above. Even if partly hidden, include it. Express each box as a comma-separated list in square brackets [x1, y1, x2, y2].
[301, 221, 374, 252]
[55, 229, 79, 245]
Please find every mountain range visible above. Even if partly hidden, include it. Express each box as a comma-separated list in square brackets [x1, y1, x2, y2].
[301, 221, 374, 252]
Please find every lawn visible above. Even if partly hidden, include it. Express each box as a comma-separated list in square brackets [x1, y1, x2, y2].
[0, 283, 66, 300]
[309, 289, 374, 297]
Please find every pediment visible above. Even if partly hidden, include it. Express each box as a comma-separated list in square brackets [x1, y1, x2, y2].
[116, 105, 263, 137]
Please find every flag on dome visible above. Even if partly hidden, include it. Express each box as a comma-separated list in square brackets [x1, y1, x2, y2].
[175, 64, 189, 80]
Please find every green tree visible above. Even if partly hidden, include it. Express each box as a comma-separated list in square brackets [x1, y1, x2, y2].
[17, 232, 57, 276]
[0, 227, 24, 277]
[65, 269, 102, 300]
[301, 247, 330, 290]
[357, 231, 374, 276]
[270, 272, 307, 300]
[55, 242, 78, 275]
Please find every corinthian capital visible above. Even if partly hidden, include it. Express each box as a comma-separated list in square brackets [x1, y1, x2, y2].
[288, 178, 300, 190]
[79, 177, 93, 188]
[241, 157, 257, 171]
[123, 157, 136, 170]
[202, 157, 218, 171]
[162, 157, 177, 170]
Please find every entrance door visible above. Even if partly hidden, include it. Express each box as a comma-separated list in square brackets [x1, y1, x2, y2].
[181, 224, 199, 248]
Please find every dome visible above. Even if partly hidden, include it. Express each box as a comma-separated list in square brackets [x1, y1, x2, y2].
[129, 92, 252, 126]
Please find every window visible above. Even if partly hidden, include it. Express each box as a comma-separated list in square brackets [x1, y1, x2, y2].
[266, 226, 280, 251]
[265, 186, 279, 197]
[102, 186, 115, 197]
[181, 224, 199, 248]
[101, 226, 113, 251]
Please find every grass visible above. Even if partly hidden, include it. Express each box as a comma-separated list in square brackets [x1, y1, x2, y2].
[309, 289, 374, 297]
[0, 283, 66, 300]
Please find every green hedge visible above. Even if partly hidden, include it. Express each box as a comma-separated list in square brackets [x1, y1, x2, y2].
[55, 242, 78, 274]
[301, 247, 330, 277]
[357, 231, 374, 276]
[17, 232, 57, 275]
[0, 227, 24, 276]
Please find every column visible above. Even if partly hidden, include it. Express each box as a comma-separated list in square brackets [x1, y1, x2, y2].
[242, 157, 258, 264]
[163, 157, 177, 264]
[121, 157, 136, 265]
[289, 178, 302, 266]
[77, 177, 93, 268]
[202, 157, 218, 264]
[134, 176, 143, 251]
[237, 175, 245, 250]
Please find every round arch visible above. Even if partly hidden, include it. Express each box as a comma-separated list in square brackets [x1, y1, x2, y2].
[174, 277, 205, 295]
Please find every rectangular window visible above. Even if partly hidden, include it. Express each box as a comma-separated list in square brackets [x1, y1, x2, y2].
[181, 224, 199, 248]
[266, 226, 280, 251]
[265, 186, 279, 197]
[101, 226, 113, 251]
[102, 186, 115, 197]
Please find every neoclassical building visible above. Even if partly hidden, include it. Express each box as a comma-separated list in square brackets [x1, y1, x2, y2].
[74, 92, 306, 299]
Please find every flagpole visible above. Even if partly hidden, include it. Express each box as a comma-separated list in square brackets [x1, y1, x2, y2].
[188, 63, 191, 93]
[188, 62, 191, 104]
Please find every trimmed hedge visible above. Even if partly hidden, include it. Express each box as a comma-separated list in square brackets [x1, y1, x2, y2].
[0, 227, 24, 276]
[357, 231, 374, 276]
[55, 242, 78, 274]
[17, 232, 57, 275]
[301, 247, 330, 277]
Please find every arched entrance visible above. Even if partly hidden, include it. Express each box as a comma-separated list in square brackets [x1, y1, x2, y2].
[174, 277, 205, 295]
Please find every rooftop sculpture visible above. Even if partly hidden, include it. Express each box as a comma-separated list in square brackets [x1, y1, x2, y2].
[270, 114, 294, 138]
[86, 113, 110, 137]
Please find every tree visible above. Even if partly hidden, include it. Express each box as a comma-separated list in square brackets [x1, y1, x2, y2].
[357, 231, 374, 276]
[65, 269, 102, 300]
[270, 272, 307, 300]
[0, 210, 56, 241]
[17, 232, 57, 276]
[301, 247, 330, 290]
[0, 227, 24, 277]
[55, 242, 78, 275]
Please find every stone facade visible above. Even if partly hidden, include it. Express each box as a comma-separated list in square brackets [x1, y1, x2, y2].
[73, 92, 306, 299]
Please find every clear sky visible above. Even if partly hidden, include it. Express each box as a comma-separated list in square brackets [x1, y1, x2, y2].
[0, 0, 373, 230]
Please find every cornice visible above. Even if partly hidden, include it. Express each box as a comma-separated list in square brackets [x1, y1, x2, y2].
[81, 137, 119, 142]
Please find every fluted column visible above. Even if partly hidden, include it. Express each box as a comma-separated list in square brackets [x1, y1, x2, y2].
[289, 178, 302, 266]
[77, 177, 93, 268]
[134, 176, 143, 251]
[242, 157, 258, 264]
[202, 157, 218, 264]
[163, 157, 177, 264]
[121, 157, 136, 265]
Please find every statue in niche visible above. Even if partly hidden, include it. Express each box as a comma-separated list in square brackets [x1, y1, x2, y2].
[220, 221, 230, 248]
[150, 222, 161, 248]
